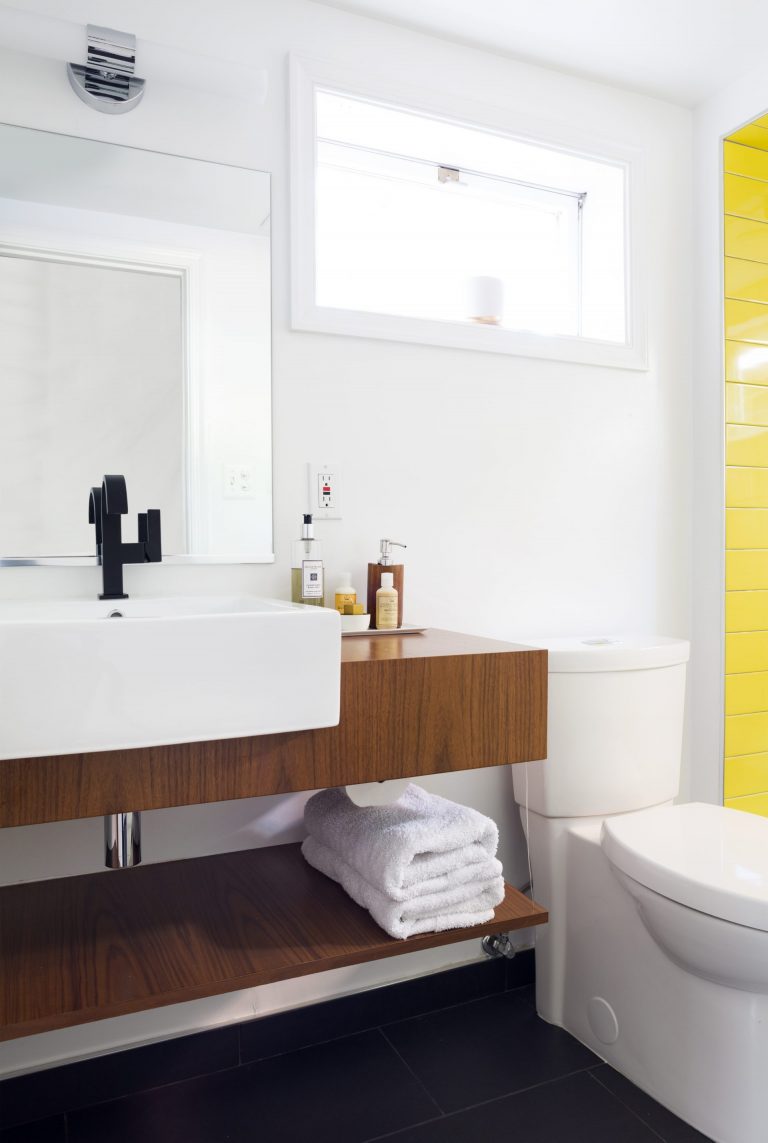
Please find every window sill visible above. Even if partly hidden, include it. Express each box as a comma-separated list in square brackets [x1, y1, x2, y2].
[291, 301, 648, 371]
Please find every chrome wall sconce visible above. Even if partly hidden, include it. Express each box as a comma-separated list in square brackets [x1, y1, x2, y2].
[67, 24, 145, 114]
[0, 8, 267, 108]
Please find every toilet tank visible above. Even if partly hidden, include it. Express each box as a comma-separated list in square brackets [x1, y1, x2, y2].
[512, 636, 690, 818]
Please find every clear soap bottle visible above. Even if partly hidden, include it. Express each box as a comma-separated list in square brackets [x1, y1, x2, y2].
[291, 514, 325, 606]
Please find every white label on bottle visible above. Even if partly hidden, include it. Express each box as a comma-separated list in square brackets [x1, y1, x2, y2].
[377, 595, 398, 628]
[302, 559, 323, 598]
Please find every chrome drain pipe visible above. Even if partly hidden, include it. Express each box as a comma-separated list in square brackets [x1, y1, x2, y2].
[104, 811, 142, 868]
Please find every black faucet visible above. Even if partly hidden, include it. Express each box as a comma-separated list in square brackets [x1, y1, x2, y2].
[89, 475, 162, 600]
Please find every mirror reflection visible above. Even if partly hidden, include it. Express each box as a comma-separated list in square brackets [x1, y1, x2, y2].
[0, 124, 272, 562]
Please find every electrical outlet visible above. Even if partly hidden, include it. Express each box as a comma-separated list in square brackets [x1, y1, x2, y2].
[224, 464, 256, 499]
[308, 462, 341, 520]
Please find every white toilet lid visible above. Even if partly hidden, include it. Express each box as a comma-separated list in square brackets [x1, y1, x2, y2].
[519, 635, 690, 672]
[602, 802, 768, 931]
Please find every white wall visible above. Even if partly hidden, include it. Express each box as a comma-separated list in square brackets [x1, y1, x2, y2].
[0, 0, 693, 1075]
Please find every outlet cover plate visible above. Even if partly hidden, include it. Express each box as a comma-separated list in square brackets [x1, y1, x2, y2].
[307, 461, 341, 520]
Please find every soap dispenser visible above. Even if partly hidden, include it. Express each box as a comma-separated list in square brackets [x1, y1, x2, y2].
[291, 514, 325, 606]
[366, 538, 406, 628]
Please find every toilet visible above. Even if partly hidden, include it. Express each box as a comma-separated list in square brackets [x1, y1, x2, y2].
[513, 635, 768, 1143]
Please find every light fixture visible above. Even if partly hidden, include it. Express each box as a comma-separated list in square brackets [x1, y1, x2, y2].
[67, 24, 145, 114]
[0, 6, 268, 106]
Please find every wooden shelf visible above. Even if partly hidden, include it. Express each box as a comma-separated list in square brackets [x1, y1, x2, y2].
[0, 842, 547, 1042]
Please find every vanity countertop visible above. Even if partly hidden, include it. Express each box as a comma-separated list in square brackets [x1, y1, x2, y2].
[339, 627, 539, 660]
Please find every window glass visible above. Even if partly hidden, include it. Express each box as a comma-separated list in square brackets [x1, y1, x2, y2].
[314, 90, 627, 345]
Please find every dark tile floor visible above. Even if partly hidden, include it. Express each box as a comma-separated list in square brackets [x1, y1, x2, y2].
[1, 976, 712, 1143]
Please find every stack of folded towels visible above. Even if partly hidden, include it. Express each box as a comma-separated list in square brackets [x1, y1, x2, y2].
[301, 783, 505, 940]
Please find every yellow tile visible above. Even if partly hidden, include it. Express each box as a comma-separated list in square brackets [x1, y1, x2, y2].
[725, 300, 768, 344]
[726, 508, 768, 548]
[727, 631, 768, 673]
[726, 382, 768, 425]
[726, 672, 768, 714]
[725, 792, 768, 817]
[725, 174, 768, 223]
[727, 550, 768, 589]
[727, 124, 768, 151]
[726, 341, 768, 385]
[725, 711, 768, 755]
[725, 752, 768, 796]
[724, 216, 768, 263]
[726, 593, 768, 631]
[725, 259, 768, 304]
[727, 467, 768, 507]
[727, 425, 768, 467]
[724, 142, 768, 182]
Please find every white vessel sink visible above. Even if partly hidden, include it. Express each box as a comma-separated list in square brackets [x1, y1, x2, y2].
[0, 595, 341, 760]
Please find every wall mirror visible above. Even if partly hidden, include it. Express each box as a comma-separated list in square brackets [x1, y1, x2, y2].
[0, 123, 272, 563]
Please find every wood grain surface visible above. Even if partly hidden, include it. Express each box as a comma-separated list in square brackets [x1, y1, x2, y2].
[0, 630, 547, 826]
[0, 842, 548, 1041]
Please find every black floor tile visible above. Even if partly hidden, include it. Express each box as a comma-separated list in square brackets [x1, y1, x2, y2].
[0, 1117, 66, 1143]
[383, 987, 600, 1114]
[591, 1065, 713, 1141]
[505, 948, 535, 990]
[363, 1070, 661, 1142]
[68, 1029, 439, 1143]
[240, 958, 507, 1063]
[0, 1026, 238, 1129]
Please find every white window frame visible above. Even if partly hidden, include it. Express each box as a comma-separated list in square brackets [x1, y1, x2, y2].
[290, 54, 647, 371]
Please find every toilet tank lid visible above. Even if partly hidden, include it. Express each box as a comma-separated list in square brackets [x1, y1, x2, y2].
[602, 803, 768, 932]
[518, 635, 690, 672]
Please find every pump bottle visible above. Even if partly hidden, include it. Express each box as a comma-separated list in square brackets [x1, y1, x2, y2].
[366, 538, 406, 628]
[291, 514, 325, 606]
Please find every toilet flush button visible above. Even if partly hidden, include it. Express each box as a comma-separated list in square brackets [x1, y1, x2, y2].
[587, 997, 619, 1045]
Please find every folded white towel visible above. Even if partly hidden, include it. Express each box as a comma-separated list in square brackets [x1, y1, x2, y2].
[399, 846, 502, 900]
[302, 835, 505, 939]
[303, 784, 499, 898]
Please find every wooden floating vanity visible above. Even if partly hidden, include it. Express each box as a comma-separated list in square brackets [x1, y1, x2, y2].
[0, 629, 548, 1041]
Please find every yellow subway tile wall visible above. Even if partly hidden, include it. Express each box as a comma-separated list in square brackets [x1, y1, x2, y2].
[725, 125, 768, 816]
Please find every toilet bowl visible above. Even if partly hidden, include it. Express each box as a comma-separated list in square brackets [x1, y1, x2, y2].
[514, 635, 768, 1143]
[604, 801, 768, 994]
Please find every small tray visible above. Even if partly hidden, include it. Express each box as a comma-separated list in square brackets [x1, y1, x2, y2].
[341, 624, 427, 638]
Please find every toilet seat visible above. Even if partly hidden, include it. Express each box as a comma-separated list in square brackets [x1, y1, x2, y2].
[601, 801, 768, 932]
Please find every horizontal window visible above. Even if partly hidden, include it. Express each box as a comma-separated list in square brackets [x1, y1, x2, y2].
[291, 57, 646, 370]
